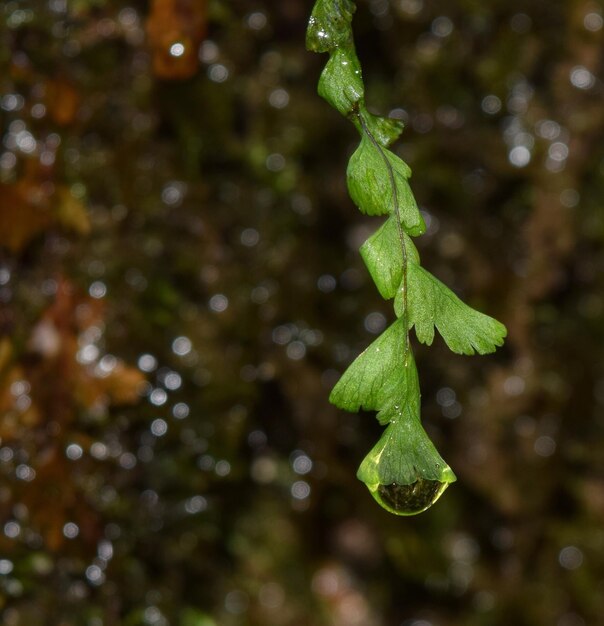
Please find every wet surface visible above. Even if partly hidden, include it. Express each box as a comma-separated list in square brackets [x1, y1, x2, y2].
[377, 479, 445, 515]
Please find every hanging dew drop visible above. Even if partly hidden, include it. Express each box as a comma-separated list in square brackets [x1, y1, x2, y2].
[370, 478, 449, 515]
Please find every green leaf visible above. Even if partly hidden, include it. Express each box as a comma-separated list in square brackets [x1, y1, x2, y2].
[318, 46, 364, 115]
[306, 0, 355, 52]
[355, 107, 404, 147]
[395, 261, 507, 355]
[330, 318, 415, 418]
[331, 315, 456, 515]
[360, 216, 419, 300]
[346, 135, 426, 235]
[357, 418, 456, 516]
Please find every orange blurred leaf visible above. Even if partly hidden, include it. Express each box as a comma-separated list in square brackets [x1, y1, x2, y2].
[45, 78, 81, 126]
[0, 171, 90, 254]
[146, 0, 207, 80]
[0, 181, 52, 253]
[101, 363, 146, 405]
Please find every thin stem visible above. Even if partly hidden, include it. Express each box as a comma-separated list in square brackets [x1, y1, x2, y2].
[356, 111, 409, 364]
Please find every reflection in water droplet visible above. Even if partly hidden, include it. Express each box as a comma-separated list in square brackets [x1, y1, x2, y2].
[170, 42, 185, 57]
[374, 479, 447, 515]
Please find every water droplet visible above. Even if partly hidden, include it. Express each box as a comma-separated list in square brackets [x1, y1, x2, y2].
[373, 479, 448, 515]
[169, 42, 185, 57]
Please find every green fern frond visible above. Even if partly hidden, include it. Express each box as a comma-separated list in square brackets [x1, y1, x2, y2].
[306, 0, 506, 515]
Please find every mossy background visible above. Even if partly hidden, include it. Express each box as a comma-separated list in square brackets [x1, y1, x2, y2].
[1, 1, 603, 625]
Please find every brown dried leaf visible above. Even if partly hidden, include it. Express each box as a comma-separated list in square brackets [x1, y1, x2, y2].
[101, 363, 146, 405]
[0, 182, 52, 253]
[45, 78, 81, 126]
[55, 186, 91, 235]
[146, 0, 207, 80]
[0, 166, 89, 253]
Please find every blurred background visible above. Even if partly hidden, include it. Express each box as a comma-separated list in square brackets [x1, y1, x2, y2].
[1, 0, 604, 624]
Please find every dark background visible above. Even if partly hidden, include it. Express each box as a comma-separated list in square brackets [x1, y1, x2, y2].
[1, 1, 603, 624]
